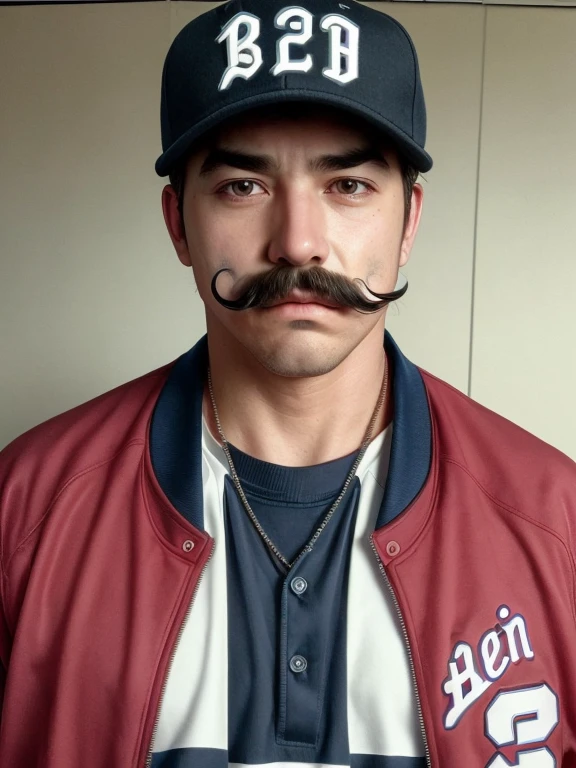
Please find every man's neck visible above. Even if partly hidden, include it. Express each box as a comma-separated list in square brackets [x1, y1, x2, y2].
[203, 325, 393, 467]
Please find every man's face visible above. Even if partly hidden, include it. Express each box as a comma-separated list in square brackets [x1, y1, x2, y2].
[162, 107, 423, 378]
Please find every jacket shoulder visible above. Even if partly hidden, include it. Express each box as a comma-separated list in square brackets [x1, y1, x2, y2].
[420, 368, 576, 532]
[0, 360, 175, 567]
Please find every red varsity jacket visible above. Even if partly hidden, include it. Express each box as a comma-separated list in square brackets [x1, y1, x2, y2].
[0, 332, 575, 767]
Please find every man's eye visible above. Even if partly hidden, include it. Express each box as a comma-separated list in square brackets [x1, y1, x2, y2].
[332, 179, 370, 195]
[223, 180, 264, 197]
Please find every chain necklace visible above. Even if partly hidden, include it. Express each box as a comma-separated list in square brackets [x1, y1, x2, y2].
[207, 360, 388, 570]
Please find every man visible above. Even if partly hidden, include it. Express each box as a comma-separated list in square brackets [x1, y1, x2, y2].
[0, 0, 575, 766]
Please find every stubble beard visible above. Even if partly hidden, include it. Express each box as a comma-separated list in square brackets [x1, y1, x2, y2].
[246, 322, 364, 379]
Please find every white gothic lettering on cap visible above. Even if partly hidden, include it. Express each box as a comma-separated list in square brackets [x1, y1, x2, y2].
[320, 14, 359, 85]
[216, 6, 359, 91]
[217, 12, 264, 91]
[271, 7, 314, 76]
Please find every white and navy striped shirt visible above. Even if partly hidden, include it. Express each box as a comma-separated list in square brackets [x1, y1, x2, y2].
[150, 416, 425, 767]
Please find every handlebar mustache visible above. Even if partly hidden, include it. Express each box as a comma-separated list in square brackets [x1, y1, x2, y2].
[211, 265, 408, 313]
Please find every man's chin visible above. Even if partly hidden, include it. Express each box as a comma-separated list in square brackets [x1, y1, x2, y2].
[251, 341, 351, 379]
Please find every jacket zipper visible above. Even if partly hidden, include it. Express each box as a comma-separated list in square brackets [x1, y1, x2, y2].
[369, 535, 431, 767]
[145, 540, 215, 767]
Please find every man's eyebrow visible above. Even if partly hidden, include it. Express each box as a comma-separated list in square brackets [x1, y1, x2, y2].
[198, 145, 391, 176]
[199, 148, 278, 176]
[310, 146, 391, 173]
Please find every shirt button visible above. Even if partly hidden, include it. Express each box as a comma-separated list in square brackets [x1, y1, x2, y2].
[291, 576, 308, 595]
[289, 654, 308, 673]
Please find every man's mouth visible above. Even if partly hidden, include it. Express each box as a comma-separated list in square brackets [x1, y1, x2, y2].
[266, 290, 340, 309]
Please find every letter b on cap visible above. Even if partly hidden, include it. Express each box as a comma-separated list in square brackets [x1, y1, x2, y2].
[217, 12, 264, 91]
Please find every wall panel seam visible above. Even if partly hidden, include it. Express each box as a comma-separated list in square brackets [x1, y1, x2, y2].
[467, 3, 488, 398]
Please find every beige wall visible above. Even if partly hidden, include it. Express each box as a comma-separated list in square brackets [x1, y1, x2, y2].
[472, 7, 576, 458]
[1, 2, 575, 458]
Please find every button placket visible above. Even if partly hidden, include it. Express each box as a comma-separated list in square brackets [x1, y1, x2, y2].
[277, 483, 360, 749]
[287, 574, 309, 676]
[278, 556, 318, 746]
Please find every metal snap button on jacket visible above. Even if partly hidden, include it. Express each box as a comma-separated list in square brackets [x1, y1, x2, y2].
[386, 540, 400, 557]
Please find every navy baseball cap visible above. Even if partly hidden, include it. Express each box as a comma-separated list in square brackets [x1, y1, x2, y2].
[155, 0, 433, 177]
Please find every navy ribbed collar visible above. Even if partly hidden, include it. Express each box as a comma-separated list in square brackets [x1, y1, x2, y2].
[226, 441, 357, 503]
[149, 331, 431, 532]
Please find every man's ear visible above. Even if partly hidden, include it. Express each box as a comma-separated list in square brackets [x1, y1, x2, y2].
[399, 182, 424, 268]
[161, 184, 192, 267]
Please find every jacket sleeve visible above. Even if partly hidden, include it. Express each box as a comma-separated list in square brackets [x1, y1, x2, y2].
[0, 434, 34, 727]
[0, 572, 9, 724]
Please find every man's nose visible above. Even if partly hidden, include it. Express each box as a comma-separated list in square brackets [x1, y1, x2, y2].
[267, 186, 330, 267]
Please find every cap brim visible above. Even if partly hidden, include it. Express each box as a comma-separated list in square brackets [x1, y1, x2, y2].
[155, 89, 433, 177]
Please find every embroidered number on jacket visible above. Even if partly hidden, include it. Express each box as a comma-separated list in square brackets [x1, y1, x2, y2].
[485, 684, 559, 767]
